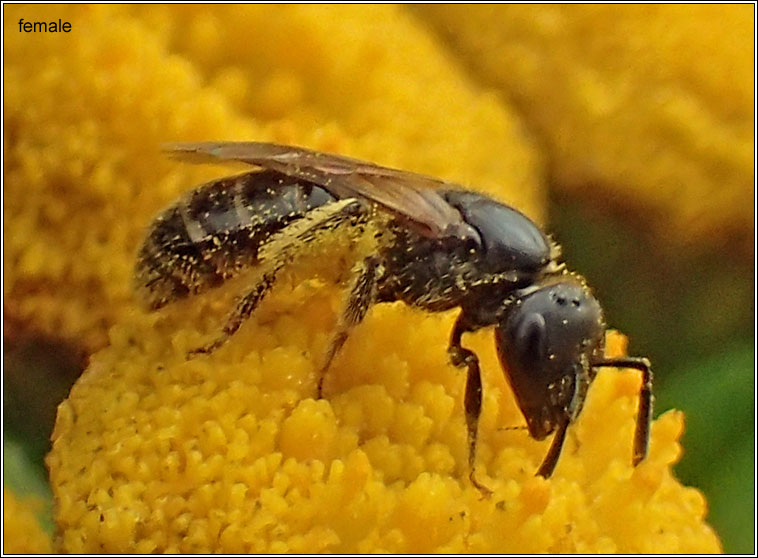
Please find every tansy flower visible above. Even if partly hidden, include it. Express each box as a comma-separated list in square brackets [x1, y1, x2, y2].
[48, 277, 720, 552]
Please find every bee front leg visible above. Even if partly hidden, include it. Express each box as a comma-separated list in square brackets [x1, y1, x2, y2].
[318, 255, 381, 398]
[448, 313, 492, 497]
[592, 356, 653, 466]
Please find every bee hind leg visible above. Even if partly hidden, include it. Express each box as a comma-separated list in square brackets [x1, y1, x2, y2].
[187, 270, 277, 357]
[188, 199, 370, 359]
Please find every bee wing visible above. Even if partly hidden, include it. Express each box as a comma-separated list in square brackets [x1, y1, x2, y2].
[165, 142, 478, 240]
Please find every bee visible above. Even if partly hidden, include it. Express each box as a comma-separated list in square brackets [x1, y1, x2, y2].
[135, 142, 653, 493]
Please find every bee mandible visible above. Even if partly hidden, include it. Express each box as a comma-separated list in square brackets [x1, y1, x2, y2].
[135, 142, 653, 493]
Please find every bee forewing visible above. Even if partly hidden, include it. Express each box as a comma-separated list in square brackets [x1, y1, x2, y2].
[164, 142, 478, 241]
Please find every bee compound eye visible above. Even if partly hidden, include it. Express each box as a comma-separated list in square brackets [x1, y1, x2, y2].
[513, 311, 548, 365]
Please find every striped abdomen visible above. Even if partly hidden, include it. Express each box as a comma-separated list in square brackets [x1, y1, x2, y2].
[136, 170, 337, 309]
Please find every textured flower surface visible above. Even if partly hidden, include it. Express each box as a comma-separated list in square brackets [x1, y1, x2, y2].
[48, 286, 721, 553]
[5, 4, 728, 554]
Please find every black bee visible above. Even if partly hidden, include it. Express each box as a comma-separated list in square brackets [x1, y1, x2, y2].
[135, 142, 653, 492]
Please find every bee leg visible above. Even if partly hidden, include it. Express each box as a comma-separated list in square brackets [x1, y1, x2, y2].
[188, 270, 277, 356]
[448, 313, 492, 497]
[592, 357, 653, 466]
[189, 199, 369, 358]
[317, 255, 381, 398]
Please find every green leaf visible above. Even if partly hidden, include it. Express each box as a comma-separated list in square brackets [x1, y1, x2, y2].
[656, 340, 754, 554]
[3, 433, 54, 535]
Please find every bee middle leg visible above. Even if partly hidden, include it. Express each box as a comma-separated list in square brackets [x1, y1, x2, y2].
[448, 313, 492, 497]
[317, 255, 381, 398]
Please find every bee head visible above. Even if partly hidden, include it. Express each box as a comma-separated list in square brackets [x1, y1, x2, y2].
[494, 279, 606, 441]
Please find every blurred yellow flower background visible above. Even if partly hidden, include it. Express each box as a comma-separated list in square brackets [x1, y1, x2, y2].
[421, 5, 754, 253]
[5, 3, 748, 553]
[3, 488, 53, 554]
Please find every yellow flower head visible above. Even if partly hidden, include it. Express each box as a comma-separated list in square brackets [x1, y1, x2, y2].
[48, 270, 720, 552]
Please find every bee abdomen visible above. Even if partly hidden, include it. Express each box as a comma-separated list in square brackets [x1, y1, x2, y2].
[135, 170, 337, 309]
